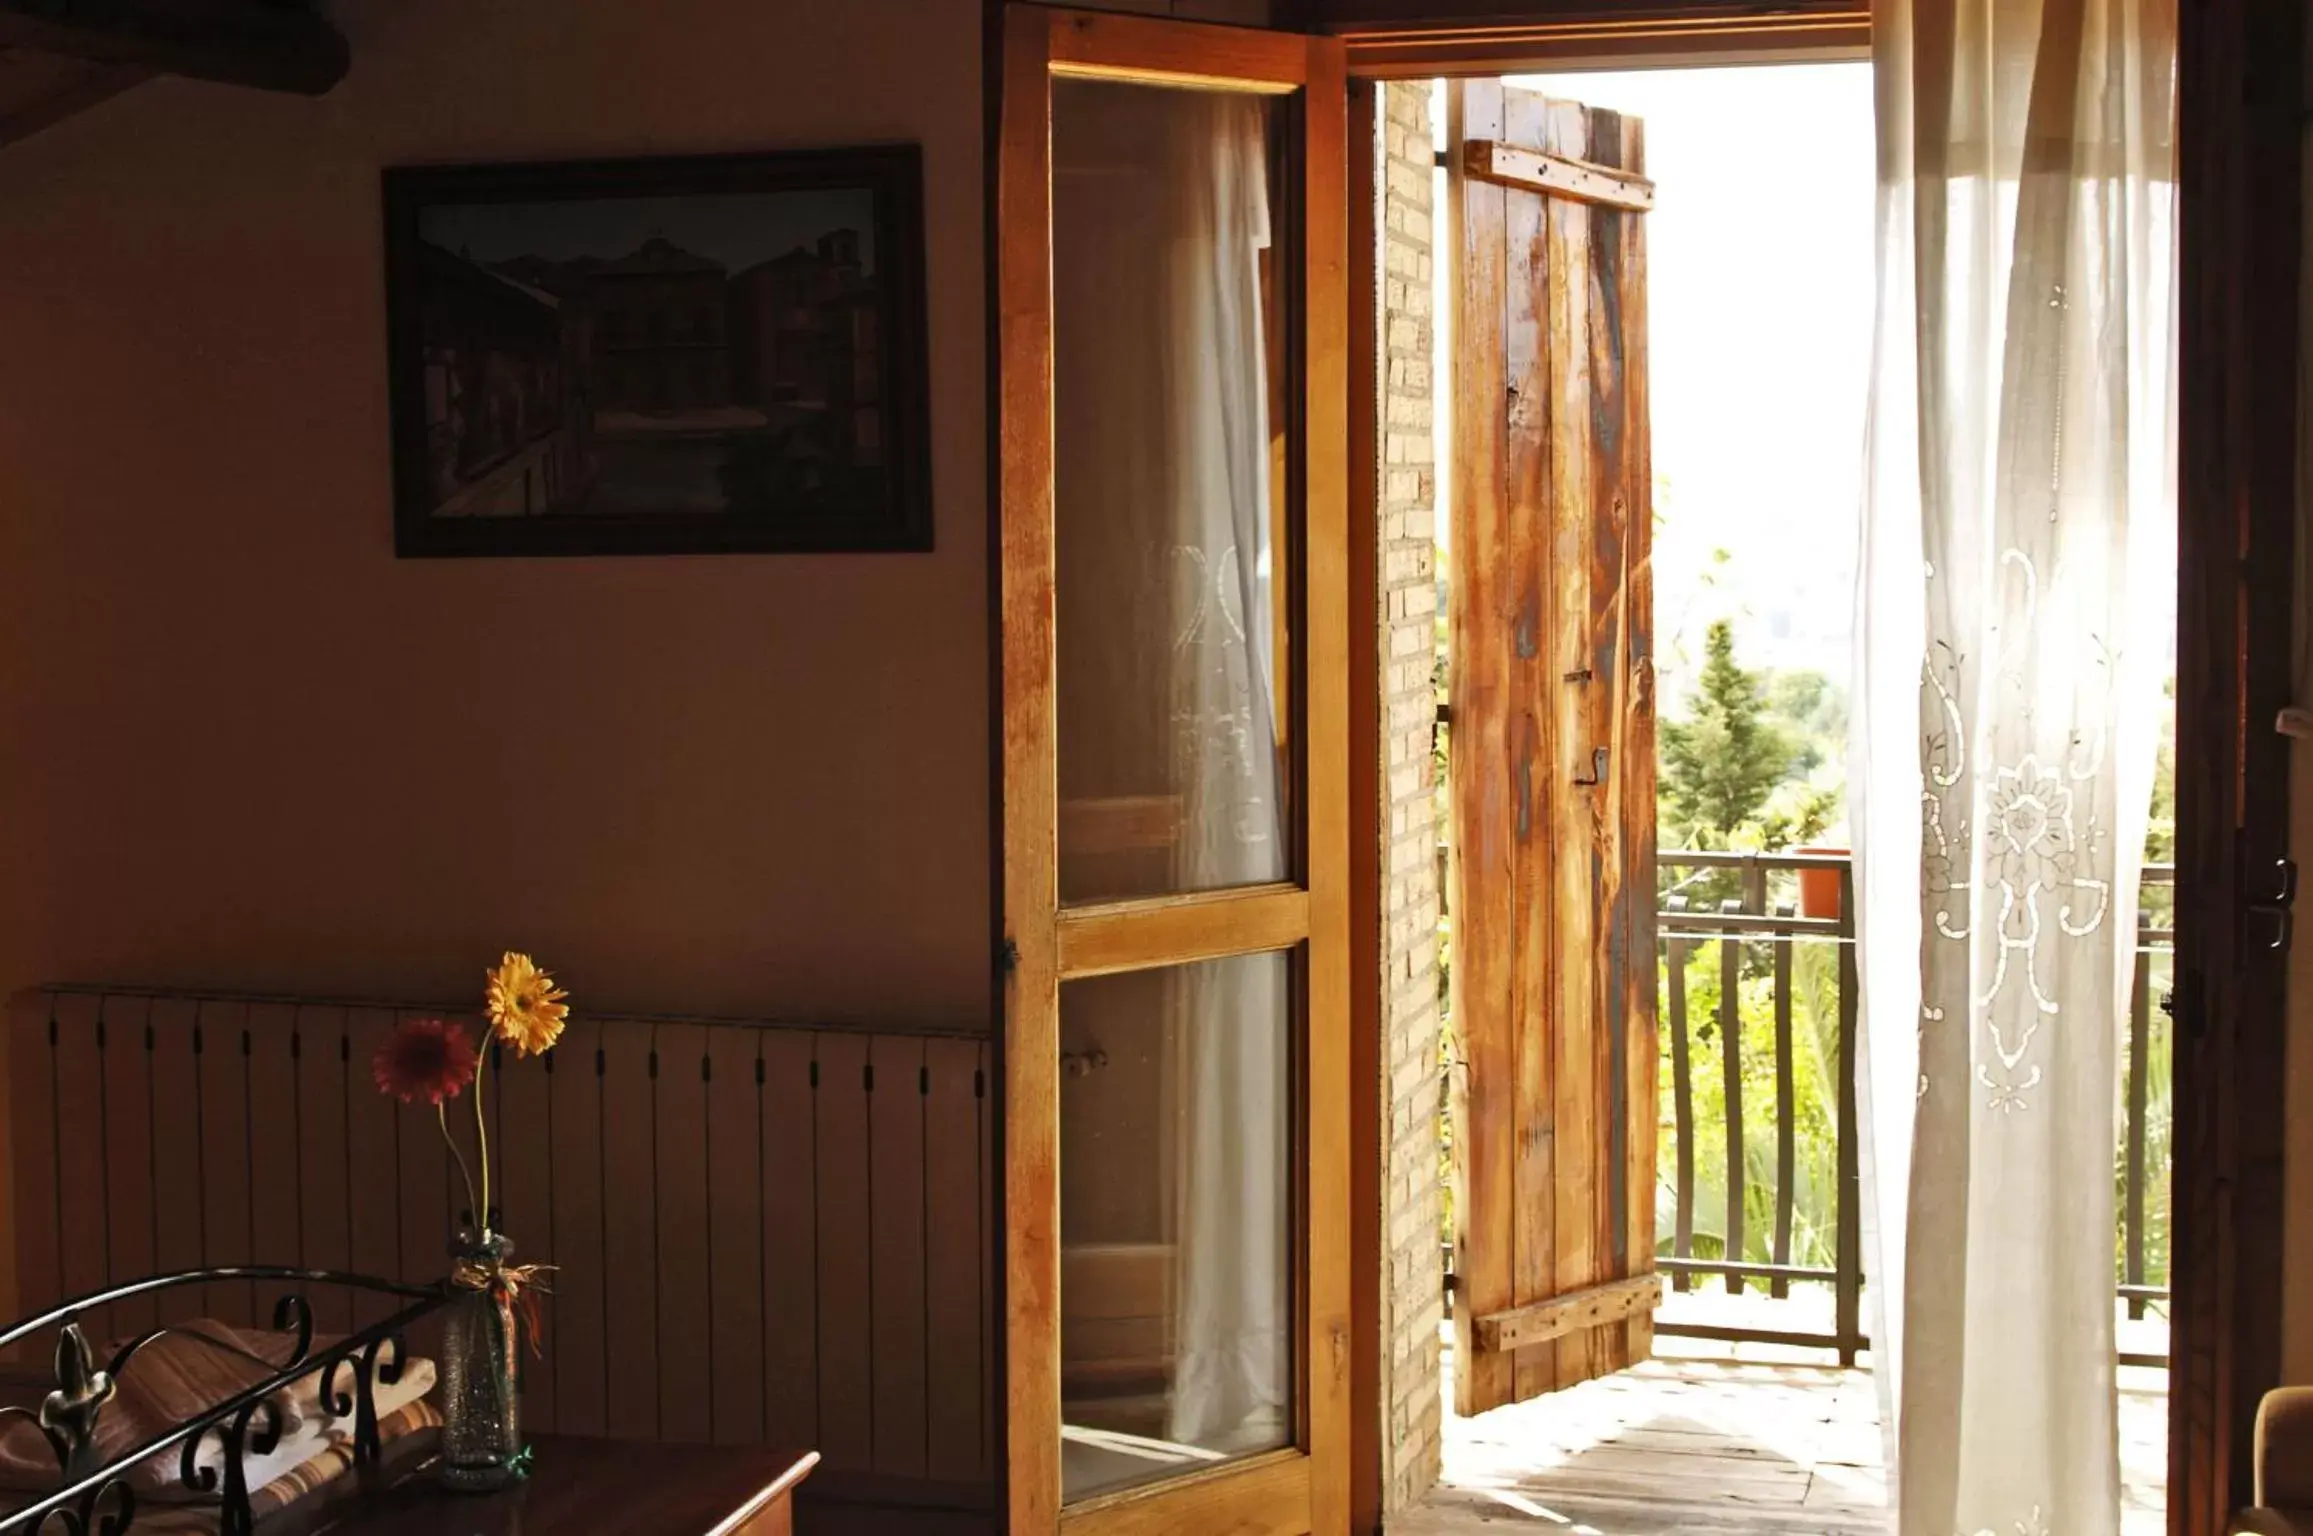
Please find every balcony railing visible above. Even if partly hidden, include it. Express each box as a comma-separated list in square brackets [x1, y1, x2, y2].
[1654, 850, 2173, 1368]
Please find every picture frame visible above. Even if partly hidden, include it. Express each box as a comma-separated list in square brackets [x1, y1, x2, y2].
[383, 146, 932, 557]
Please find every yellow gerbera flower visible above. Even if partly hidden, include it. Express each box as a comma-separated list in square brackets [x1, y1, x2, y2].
[485, 951, 569, 1057]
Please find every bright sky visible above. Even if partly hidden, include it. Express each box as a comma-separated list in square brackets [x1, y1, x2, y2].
[1435, 63, 1877, 700]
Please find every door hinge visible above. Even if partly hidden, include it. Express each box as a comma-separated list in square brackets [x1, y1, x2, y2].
[998, 937, 1020, 974]
[2248, 857, 2298, 952]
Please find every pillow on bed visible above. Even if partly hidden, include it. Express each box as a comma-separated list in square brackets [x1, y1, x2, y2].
[0, 1321, 432, 1501]
[78, 1398, 443, 1536]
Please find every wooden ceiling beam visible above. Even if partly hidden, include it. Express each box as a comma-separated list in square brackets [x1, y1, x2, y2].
[0, 0, 347, 96]
[0, 52, 145, 147]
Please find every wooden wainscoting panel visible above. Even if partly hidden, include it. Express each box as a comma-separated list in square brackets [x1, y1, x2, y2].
[246, 1004, 303, 1315]
[922, 1036, 988, 1483]
[762, 1030, 822, 1452]
[147, 998, 208, 1328]
[196, 998, 256, 1324]
[99, 996, 157, 1341]
[50, 993, 109, 1335]
[11, 996, 62, 1326]
[341, 1008, 404, 1334]
[600, 1020, 660, 1442]
[706, 1028, 767, 1448]
[546, 1013, 608, 1437]
[813, 1031, 876, 1473]
[293, 1007, 354, 1337]
[656, 1022, 716, 1445]
[869, 1034, 930, 1480]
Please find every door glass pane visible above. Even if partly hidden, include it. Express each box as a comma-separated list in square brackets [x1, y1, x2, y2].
[1060, 950, 1295, 1502]
[1052, 78, 1296, 904]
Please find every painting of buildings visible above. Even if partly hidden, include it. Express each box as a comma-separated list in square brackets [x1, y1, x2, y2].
[386, 149, 928, 554]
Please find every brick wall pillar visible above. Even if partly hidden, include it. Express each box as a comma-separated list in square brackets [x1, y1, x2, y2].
[1375, 77, 1444, 1517]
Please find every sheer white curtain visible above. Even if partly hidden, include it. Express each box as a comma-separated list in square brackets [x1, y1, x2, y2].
[1157, 93, 1292, 1455]
[1851, 0, 2175, 1529]
[1050, 82, 1288, 1457]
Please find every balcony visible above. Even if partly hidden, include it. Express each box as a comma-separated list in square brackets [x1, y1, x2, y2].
[1409, 849, 2173, 1534]
[1650, 848, 2173, 1364]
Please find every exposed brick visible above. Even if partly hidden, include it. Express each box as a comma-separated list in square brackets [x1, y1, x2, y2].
[1374, 78, 1442, 1517]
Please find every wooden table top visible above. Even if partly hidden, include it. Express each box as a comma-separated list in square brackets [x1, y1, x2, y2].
[283, 1434, 819, 1536]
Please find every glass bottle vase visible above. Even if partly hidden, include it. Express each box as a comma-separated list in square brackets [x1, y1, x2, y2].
[438, 1231, 525, 1491]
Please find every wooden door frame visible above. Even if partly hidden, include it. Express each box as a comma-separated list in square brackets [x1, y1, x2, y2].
[2170, 0, 2303, 1529]
[1308, 6, 2299, 1536]
[991, 4, 2295, 1535]
[987, 6, 1353, 1533]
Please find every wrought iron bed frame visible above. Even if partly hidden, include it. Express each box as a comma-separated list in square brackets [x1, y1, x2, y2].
[0, 1267, 452, 1536]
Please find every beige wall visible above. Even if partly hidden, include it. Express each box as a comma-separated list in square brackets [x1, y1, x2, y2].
[0, 0, 989, 1028]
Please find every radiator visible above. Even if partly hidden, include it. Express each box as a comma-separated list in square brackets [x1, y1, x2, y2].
[5, 987, 993, 1491]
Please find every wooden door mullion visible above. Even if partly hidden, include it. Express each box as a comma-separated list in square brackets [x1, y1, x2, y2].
[1058, 888, 1311, 980]
[998, 8, 1062, 1533]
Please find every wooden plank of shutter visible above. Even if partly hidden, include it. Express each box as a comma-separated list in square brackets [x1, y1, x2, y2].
[1602, 95, 1661, 1368]
[1448, 79, 1659, 1414]
[1538, 89, 1604, 1391]
[1446, 73, 1517, 1421]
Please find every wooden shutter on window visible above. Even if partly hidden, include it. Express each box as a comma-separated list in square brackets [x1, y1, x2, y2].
[1446, 78, 1659, 1416]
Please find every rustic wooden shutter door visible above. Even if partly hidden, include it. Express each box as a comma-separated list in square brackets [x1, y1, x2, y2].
[1446, 79, 1660, 1416]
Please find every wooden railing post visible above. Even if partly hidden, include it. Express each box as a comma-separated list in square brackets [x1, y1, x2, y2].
[1719, 894, 1745, 1296]
[1665, 897, 1693, 1294]
[1771, 902, 1796, 1301]
[2126, 910, 2153, 1321]
[1834, 862, 1862, 1368]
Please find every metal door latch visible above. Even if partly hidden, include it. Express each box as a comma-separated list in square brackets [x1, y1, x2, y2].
[1573, 747, 1608, 786]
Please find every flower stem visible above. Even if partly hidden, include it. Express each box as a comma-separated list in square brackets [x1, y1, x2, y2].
[438, 1102, 480, 1230]
[473, 1043, 493, 1235]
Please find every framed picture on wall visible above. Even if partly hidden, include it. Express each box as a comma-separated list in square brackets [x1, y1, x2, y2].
[383, 146, 932, 556]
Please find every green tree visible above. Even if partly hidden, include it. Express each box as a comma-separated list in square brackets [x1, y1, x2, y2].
[1659, 619, 1797, 846]
[1766, 669, 1845, 776]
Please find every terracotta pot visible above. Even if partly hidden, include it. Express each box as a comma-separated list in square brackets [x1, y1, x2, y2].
[1797, 847, 1848, 921]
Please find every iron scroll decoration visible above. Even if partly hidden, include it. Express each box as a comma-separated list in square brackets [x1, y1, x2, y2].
[0, 1267, 451, 1536]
